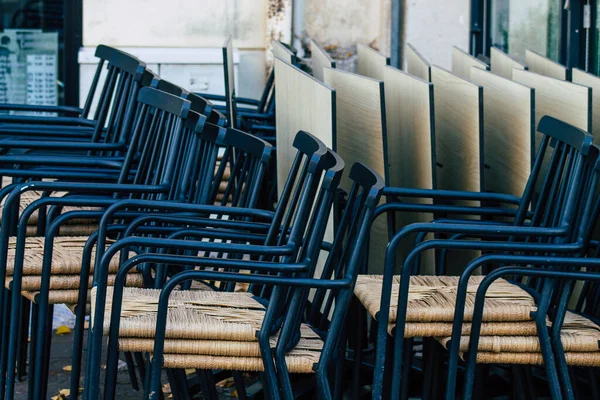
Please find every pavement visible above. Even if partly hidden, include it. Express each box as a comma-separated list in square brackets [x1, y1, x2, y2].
[16, 330, 140, 399]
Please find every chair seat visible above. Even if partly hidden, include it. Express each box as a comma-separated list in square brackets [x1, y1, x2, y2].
[6, 236, 121, 275]
[7, 272, 144, 291]
[436, 311, 600, 356]
[468, 352, 600, 366]
[96, 286, 323, 373]
[354, 274, 537, 323]
[1, 177, 102, 228]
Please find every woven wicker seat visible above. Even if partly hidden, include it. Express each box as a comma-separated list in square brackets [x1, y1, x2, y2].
[468, 352, 600, 366]
[6, 236, 121, 276]
[95, 287, 323, 373]
[436, 311, 600, 354]
[354, 275, 537, 324]
[399, 320, 539, 338]
[1, 177, 102, 233]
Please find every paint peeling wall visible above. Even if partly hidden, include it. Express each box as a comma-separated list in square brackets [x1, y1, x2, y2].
[303, 0, 391, 55]
[404, 0, 470, 69]
[83, 0, 268, 49]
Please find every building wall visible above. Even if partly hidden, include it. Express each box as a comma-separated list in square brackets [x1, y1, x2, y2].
[80, 0, 280, 100]
[302, 0, 469, 70]
[303, 0, 391, 54]
[404, 0, 470, 69]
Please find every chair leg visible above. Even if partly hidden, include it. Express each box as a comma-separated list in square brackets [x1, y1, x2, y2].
[70, 298, 89, 399]
[196, 369, 219, 400]
[422, 338, 443, 400]
[30, 303, 53, 400]
[16, 297, 30, 382]
[123, 352, 140, 391]
[135, 352, 147, 384]
[350, 300, 366, 400]
[0, 288, 12, 400]
[40, 305, 54, 400]
[232, 371, 248, 400]
[26, 303, 38, 400]
[400, 338, 413, 400]
[166, 368, 191, 400]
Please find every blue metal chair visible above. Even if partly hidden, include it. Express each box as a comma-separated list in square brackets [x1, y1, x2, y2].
[0, 46, 146, 141]
[4, 111, 274, 400]
[0, 86, 198, 400]
[100, 161, 383, 400]
[352, 116, 600, 400]
[450, 255, 600, 399]
[85, 131, 336, 399]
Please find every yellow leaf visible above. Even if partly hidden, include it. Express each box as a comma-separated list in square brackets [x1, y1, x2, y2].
[62, 365, 72, 372]
[51, 388, 70, 400]
[55, 326, 71, 335]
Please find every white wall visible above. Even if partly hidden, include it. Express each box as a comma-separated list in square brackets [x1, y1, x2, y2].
[404, 0, 470, 69]
[80, 0, 277, 100]
[83, 0, 267, 49]
[304, 0, 391, 54]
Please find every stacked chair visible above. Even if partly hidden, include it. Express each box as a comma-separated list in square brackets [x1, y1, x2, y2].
[4, 38, 600, 400]
[353, 116, 600, 399]
[0, 42, 388, 400]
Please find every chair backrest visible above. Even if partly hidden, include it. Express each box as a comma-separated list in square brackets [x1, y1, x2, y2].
[150, 77, 214, 118]
[86, 46, 148, 146]
[116, 87, 192, 201]
[262, 131, 335, 253]
[287, 162, 385, 336]
[222, 36, 237, 129]
[513, 117, 597, 243]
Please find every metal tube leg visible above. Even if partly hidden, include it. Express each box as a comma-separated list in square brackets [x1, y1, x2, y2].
[40, 305, 54, 400]
[70, 299, 89, 400]
[123, 352, 140, 391]
[351, 300, 366, 400]
[232, 371, 247, 400]
[26, 303, 38, 400]
[16, 298, 30, 382]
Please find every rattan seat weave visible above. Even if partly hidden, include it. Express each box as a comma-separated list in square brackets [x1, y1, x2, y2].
[399, 320, 539, 338]
[96, 287, 276, 341]
[118, 335, 322, 357]
[354, 275, 536, 323]
[21, 289, 90, 305]
[7, 272, 143, 290]
[0, 177, 101, 227]
[97, 287, 324, 373]
[161, 351, 319, 373]
[436, 311, 600, 354]
[6, 236, 122, 275]
[470, 352, 600, 366]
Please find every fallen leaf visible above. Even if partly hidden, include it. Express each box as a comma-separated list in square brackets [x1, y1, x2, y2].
[55, 326, 71, 335]
[50, 388, 70, 400]
[62, 365, 72, 372]
[216, 377, 235, 388]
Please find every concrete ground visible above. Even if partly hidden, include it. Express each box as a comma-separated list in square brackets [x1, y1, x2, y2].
[16, 331, 140, 399]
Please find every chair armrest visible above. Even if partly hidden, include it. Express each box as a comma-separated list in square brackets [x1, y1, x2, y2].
[0, 115, 95, 126]
[383, 187, 522, 206]
[0, 140, 125, 152]
[0, 104, 83, 115]
[235, 97, 260, 106]
[0, 155, 124, 169]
